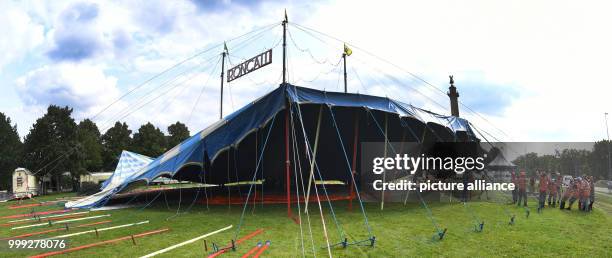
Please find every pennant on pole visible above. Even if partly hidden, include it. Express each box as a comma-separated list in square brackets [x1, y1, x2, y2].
[344, 43, 353, 56]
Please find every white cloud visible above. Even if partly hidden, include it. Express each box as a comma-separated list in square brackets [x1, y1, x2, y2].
[0, 2, 45, 71]
[16, 64, 120, 120]
[3, 0, 612, 143]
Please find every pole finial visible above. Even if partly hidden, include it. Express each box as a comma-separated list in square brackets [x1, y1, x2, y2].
[449, 75, 454, 86]
[284, 9, 288, 23]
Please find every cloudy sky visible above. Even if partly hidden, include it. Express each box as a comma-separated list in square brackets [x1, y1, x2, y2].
[1, 0, 611, 142]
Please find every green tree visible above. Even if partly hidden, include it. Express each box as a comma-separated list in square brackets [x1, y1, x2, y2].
[0, 113, 22, 190]
[23, 105, 78, 192]
[132, 122, 166, 157]
[167, 121, 190, 148]
[101, 122, 132, 170]
[590, 140, 612, 180]
[73, 119, 103, 190]
[513, 152, 539, 176]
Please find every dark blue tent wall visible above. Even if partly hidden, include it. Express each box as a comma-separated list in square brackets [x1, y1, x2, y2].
[96, 83, 478, 207]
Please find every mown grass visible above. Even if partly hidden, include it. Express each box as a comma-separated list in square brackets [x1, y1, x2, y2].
[0, 191, 610, 257]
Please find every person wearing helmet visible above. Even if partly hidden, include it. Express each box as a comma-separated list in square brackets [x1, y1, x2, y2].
[511, 171, 517, 204]
[559, 177, 573, 209]
[547, 173, 558, 207]
[529, 175, 536, 195]
[566, 178, 579, 211]
[555, 173, 562, 206]
[537, 171, 549, 212]
[517, 171, 528, 207]
[588, 176, 595, 211]
[579, 176, 590, 212]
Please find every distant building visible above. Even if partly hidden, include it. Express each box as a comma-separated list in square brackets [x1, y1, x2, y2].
[80, 172, 113, 187]
[12, 168, 39, 198]
[486, 152, 517, 182]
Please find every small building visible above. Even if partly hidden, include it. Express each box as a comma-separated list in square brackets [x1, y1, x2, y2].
[12, 168, 39, 198]
[486, 152, 517, 182]
[80, 172, 113, 187]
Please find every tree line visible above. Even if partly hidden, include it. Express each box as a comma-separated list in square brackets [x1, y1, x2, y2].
[0, 105, 191, 191]
[513, 143, 611, 180]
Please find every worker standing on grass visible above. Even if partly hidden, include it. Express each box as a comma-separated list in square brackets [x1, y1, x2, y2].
[511, 171, 517, 204]
[588, 176, 595, 211]
[547, 173, 558, 207]
[555, 173, 562, 206]
[517, 171, 528, 207]
[580, 176, 590, 212]
[537, 171, 549, 212]
[559, 178, 573, 209]
[529, 175, 536, 194]
[566, 178, 579, 211]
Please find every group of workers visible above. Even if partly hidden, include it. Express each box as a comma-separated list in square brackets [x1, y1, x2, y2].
[511, 171, 595, 212]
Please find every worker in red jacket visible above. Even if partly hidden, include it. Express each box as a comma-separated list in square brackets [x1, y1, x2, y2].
[559, 178, 573, 209]
[511, 171, 517, 204]
[555, 173, 562, 206]
[537, 171, 549, 212]
[516, 171, 528, 207]
[579, 177, 590, 212]
[566, 177, 580, 210]
[588, 176, 595, 211]
[547, 174, 558, 207]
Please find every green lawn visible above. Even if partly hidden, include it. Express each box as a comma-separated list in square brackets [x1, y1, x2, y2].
[0, 191, 610, 257]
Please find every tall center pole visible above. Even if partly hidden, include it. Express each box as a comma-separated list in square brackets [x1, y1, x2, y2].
[220, 48, 227, 120]
[605, 112, 611, 180]
[343, 53, 347, 93]
[282, 11, 288, 85]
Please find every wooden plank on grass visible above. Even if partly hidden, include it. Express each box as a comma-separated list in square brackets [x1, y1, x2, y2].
[48, 220, 150, 239]
[1, 220, 112, 240]
[11, 214, 111, 230]
[29, 228, 170, 258]
[140, 225, 233, 258]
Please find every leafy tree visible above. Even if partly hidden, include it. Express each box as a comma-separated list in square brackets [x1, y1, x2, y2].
[73, 119, 103, 190]
[23, 105, 78, 192]
[167, 121, 190, 148]
[132, 122, 167, 157]
[0, 113, 22, 190]
[589, 140, 611, 180]
[101, 122, 132, 170]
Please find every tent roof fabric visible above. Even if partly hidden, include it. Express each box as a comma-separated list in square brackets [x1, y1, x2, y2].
[68, 83, 476, 208]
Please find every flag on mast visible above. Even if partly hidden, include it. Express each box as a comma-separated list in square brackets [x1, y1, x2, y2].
[344, 43, 352, 56]
[223, 42, 228, 54]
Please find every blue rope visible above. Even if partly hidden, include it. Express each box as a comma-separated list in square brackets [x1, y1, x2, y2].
[234, 112, 278, 240]
[290, 103, 346, 242]
[326, 105, 373, 237]
[363, 107, 445, 235]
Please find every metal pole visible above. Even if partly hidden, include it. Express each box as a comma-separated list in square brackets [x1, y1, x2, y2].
[220, 51, 226, 120]
[285, 105, 292, 218]
[343, 53, 347, 93]
[605, 112, 611, 180]
[282, 11, 288, 85]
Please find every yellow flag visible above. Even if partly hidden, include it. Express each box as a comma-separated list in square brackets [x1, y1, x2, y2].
[344, 43, 352, 56]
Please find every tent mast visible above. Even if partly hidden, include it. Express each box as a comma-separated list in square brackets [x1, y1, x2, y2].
[220, 43, 228, 120]
[282, 10, 288, 85]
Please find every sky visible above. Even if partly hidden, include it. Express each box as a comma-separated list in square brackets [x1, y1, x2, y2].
[1, 0, 611, 143]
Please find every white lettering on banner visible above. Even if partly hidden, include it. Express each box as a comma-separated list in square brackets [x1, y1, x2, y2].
[227, 49, 273, 82]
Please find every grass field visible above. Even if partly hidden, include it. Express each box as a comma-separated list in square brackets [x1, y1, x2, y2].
[0, 190, 610, 258]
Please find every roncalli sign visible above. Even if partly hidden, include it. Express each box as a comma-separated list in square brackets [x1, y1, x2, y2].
[227, 49, 272, 82]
